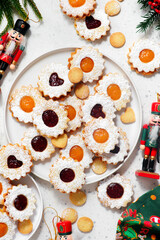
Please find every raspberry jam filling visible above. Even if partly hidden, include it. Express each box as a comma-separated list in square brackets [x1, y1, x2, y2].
[90, 104, 105, 119]
[65, 105, 76, 121]
[14, 194, 28, 211]
[107, 183, 124, 199]
[69, 0, 86, 7]
[31, 136, 47, 152]
[85, 16, 101, 29]
[7, 155, 23, 169]
[20, 96, 35, 113]
[49, 73, 64, 86]
[93, 128, 109, 143]
[60, 168, 75, 182]
[0, 183, 2, 195]
[110, 145, 120, 154]
[42, 110, 58, 127]
[0, 223, 8, 237]
[107, 84, 121, 101]
[69, 145, 84, 162]
[80, 57, 94, 73]
[139, 49, 155, 63]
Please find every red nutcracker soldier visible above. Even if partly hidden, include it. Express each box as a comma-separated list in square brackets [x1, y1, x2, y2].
[57, 220, 73, 240]
[0, 19, 30, 80]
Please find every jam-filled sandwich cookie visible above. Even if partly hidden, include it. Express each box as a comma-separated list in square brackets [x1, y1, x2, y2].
[0, 175, 11, 205]
[4, 185, 36, 222]
[127, 39, 160, 75]
[83, 118, 119, 155]
[0, 144, 32, 181]
[49, 157, 85, 193]
[82, 93, 116, 123]
[101, 128, 129, 165]
[21, 127, 55, 161]
[95, 73, 131, 111]
[59, 0, 96, 18]
[74, 9, 110, 41]
[60, 134, 93, 168]
[32, 99, 69, 138]
[38, 63, 73, 99]
[0, 211, 16, 240]
[97, 174, 133, 209]
[68, 46, 105, 83]
[9, 85, 42, 124]
[60, 95, 83, 132]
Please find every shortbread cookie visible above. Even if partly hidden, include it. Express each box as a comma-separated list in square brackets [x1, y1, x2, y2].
[68, 67, 83, 83]
[59, 0, 96, 18]
[60, 134, 93, 168]
[77, 217, 93, 232]
[0, 211, 16, 240]
[83, 118, 119, 155]
[101, 128, 129, 165]
[0, 175, 11, 205]
[32, 99, 69, 138]
[110, 32, 125, 48]
[95, 73, 131, 111]
[68, 46, 105, 83]
[21, 127, 55, 161]
[97, 174, 133, 209]
[4, 185, 36, 222]
[69, 190, 87, 206]
[82, 93, 116, 123]
[9, 85, 42, 124]
[75, 83, 90, 99]
[91, 157, 107, 174]
[120, 107, 136, 124]
[38, 63, 73, 98]
[18, 219, 33, 234]
[105, 0, 121, 16]
[60, 95, 83, 132]
[127, 39, 160, 75]
[0, 144, 33, 180]
[51, 134, 68, 149]
[75, 9, 110, 41]
[49, 157, 85, 193]
[61, 208, 78, 224]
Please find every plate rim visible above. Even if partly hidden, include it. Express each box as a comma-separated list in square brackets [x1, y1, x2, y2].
[4, 46, 143, 184]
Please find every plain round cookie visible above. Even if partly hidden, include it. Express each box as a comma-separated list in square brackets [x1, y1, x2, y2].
[75, 83, 90, 99]
[77, 217, 93, 232]
[91, 157, 107, 174]
[110, 32, 126, 48]
[105, 0, 121, 16]
[69, 190, 87, 206]
[68, 67, 83, 83]
[61, 208, 78, 224]
[18, 219, 33, 234]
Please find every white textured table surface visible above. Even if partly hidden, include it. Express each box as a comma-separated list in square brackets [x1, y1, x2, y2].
[1, 0, 160, 239]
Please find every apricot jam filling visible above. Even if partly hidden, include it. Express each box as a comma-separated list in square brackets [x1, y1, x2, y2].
[69, 145, 84, 161]
[139, 49, 155, 63]
[69, 0, 86, 8]
[20, 96, 35, 113]
[107, 84, 121, 101]
[65, 105, 76, 121]
[93, 128, 109, 143]
[0, 223, 8, 237]
[0, 183, 2, 195]
[80, 57, 94, 73]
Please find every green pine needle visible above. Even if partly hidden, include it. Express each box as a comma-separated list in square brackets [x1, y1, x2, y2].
[26, 0, 43, 20]
[137, 0, 149, 9]
[137, 11, 157, 32]
[11, 0, 28, 20]
[23, 0, 28, 8]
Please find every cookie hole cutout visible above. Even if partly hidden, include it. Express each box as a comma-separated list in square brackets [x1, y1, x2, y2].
[139, 49, 155, 63]
[60, 168, 75, 182]
[14, 194, 28, 211]
[65, 105, 76, 121]
[0, 183, 2, 195]
[49, 72, 64, 86]
[93, 128, 109, 143]
[69, 0, 86, 7]
[69, 145, 84, 162]
[85, 16, 101, 29]
[42, 110, 58, 127]
[0, 223, 8, 237]
[107, 84, 121, 100]
[80, 57, 94, 73]
[31, 136, 47, 152]
[7, 155, 23, 169]
[20, 96, 35, 113]
[90, 104, 105, 119]
[107, 183, 124, 198]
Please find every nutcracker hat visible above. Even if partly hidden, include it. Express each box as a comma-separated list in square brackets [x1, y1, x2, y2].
[116, 186, 160, 240]
[13, 19, 30, 36]
[57, 220, 72, 236]
[151, 93, 160, 115]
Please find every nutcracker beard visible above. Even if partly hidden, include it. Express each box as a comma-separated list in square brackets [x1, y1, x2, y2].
[149, 125, 159, 144]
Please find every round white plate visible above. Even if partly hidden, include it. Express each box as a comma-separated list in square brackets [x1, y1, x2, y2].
[11, 174, 43, 240]
[4, 47, 142, 184]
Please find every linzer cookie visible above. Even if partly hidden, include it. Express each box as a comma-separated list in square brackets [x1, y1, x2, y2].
[9, 85, 42, 124]
[21, 127, 55, 161]
[82, 118, 119, 155]
[0, 175, 11, 204]
[60, 133, 93, 168]
[95, 73, 131, 111]
[49, 157, 85, 193]
[38, 63, 73, 98]
[68, 46, 105, 83]
[59, 0, 96, 18]
[0, 144, 33, 180]
[0, 211, 16, 240]
[97, 174, 133, 209]
[127, 39, 160, 75]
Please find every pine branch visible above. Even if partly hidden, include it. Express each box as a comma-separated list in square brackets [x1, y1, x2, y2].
[23, 0, 28, 8]
[0, 4, 4, 26]
[156, 18, 160, 30]
[1, 0, 14, 27]
[137, 0, 149, 9]
[26, 0, 43, 20]
[11, 0, 28, 20]
[137, 11, 157, 32]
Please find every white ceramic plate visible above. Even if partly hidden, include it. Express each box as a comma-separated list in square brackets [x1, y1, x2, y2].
[11, 174, 43, 240]
[4, 47, 142, 184]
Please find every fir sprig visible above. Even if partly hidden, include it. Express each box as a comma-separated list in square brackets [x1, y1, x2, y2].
[25, 0, 43, 20]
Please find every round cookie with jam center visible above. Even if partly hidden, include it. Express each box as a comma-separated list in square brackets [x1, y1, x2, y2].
[32, 99, 69, 138]
[127, 39, 160, 75]
[97, 174, 133, 209]
[68, 46, 105, 83]
[95, 73, 131, 111]
[0, 211, 16, 240]
[60, 133, 93, 168]
[0, 175, 11, 205]
[38, 63, 73, 99]
[21, 127, 55, 161]
[9, 85, 42, 124]
[4, 185, 36, 222]
[49, 157, 85, 193]
[59, 0, 96, 18]
[0, 144, 33, 181]
[82, 118, 119, 155]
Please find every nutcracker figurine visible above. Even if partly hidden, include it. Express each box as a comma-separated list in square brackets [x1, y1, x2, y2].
[0, 19, 30, 80]
[136, 95, 160, 179]
[57, 220, 73, 240]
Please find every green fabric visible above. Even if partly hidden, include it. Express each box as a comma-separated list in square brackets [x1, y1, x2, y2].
[116, 186, 160, 240]
[143, 126, 158, 148]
